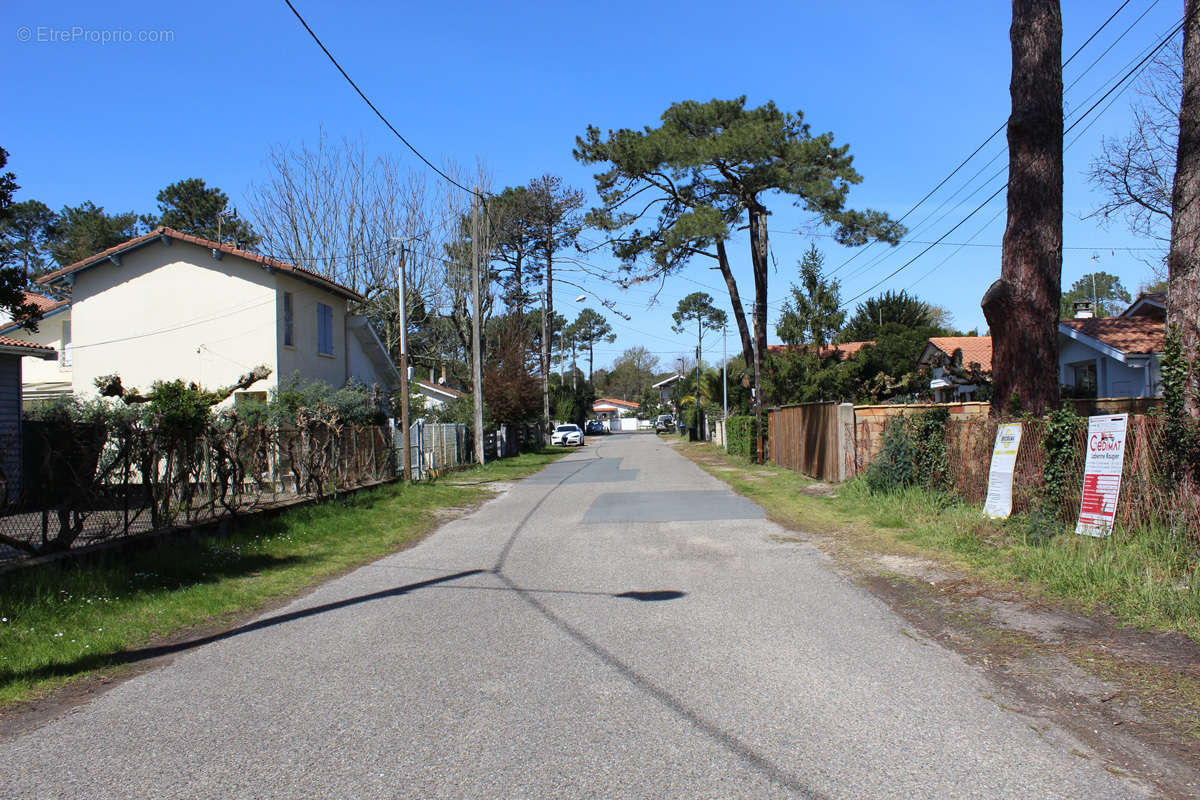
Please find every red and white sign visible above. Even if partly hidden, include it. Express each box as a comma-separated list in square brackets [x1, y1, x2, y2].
[1075, 414, 1129, 537]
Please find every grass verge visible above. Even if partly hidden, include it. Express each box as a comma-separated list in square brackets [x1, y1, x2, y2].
[683, 442, 1200, 643]
[0, 449, 568, 708]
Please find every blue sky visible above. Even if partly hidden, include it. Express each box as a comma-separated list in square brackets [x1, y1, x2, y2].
[3, 0, 1179, 373]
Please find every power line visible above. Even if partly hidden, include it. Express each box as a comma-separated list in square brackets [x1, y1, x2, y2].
[826, 0, 1144, 280]
[840, 13, 1184, 307]
[281, 0, 480, 198]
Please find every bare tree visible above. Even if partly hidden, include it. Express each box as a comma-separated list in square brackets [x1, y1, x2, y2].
[983, 0, 1063, 417]
[247, 130, 446, 363]
[1089, 38, 1182, 278]
[1168, 0, 1200, 418]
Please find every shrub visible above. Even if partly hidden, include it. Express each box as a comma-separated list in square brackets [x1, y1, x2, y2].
[726, 415, 764, 459]
[865, 415, 917, 494]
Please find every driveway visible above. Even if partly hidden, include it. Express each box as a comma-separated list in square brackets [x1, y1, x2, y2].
[0, 433, 1148, 798]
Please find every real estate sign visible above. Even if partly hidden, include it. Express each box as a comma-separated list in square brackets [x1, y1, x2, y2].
[1075, 414, 1129, 537]
[983, 422, 1022, 519]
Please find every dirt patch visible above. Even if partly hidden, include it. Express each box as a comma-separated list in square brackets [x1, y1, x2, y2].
[863, 572, 1200, 798]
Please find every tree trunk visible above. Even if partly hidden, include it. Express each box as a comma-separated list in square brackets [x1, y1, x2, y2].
[983, 0, 1063, 417]
[1168, 0, 1200, 418]
[715, 239, 755, 369]
[749, 206, 769, 462]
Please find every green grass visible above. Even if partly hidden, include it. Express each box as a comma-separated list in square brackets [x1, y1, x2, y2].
[0, 449, 567, 707]
[684, 443, 1200, 643]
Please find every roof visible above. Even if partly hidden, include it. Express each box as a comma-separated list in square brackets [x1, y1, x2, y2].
[922, 336, 993, 372]
[36, 227, 363, 302]
[1059, 316, 1164, 356]
[23, 293, 69, 314]
[767, 341, 874, 360]
[651, 374, 685, 389]
[594, 397, 639, 409]
[0, 293, 70, 335]
[414, 380, 464, 399]
[1121, 291, 1166, 320]
[0, 335, 58, 360]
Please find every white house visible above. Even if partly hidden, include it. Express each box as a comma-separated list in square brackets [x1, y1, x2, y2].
[0, 294, 72, 404]
[1, 335, 57, 501]
[593, 397, 640, 420]
[28, 227, 399, 403]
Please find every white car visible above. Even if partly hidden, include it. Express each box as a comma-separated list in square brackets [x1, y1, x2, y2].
[551, 424, 584, 446]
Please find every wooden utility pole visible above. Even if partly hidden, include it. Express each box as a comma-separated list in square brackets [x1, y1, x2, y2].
[397, 243, 411, 481]
[541, 290, 550, 437]
[982, 0, 1063, 416]
[1169, 0, 1200, 418]
[471, 192, 485, 465]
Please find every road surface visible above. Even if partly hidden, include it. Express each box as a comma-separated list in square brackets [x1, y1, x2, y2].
[1, 433, 1147, 798]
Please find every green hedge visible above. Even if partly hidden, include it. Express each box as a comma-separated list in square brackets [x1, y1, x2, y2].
[726, 415, 764, 459]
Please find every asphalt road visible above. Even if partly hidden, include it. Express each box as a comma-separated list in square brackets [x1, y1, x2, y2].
[1, 433, 1148, 798]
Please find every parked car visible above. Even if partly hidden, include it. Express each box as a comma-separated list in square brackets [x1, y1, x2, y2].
[585, 419, 605, 435]
[551, 424, 584, 446]
[655, 414, 675, 434]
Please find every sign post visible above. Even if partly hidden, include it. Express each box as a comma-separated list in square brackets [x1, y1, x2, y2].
[983, 422, 1023, 519]
[1075, 414, 1129, 537]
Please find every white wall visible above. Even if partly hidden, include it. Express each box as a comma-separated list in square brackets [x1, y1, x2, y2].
[2, 309, 71, 387]
[274, 272, 350, 390]
[70, 241, 278, 398]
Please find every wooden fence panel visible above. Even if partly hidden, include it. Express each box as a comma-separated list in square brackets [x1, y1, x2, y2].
[769, 403, 841, 482]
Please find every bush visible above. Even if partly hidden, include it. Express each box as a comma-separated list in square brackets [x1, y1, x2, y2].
[726, 415, 764, 459]
[865, 415, 917, 494]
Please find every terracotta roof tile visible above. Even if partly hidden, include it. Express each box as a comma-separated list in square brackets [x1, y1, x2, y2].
[36, 227, 363, 302]
[22, 293, 69, 314]
[595, 397, 639, 408]
[0, 335, 57, 354]
[767, 341, 874, 361]
[926, 336, 993, 372]
[1060, 317, 1164, 355]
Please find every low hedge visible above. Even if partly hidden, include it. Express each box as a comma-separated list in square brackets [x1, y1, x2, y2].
[726, 415, 765, 459]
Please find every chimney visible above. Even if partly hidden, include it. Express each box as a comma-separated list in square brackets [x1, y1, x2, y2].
[1072, 300, 1094, 319]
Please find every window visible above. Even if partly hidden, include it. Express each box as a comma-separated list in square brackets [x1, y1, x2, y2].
[317, 302, 333, 355]
[61, 320, 72, 367]
[283, 292, 294, 347]
[1072, 361, 1097, 396]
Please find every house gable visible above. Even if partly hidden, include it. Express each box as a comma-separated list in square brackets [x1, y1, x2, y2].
[60, 236, 281, 398]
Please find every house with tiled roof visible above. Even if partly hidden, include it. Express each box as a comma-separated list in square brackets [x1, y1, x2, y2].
[32, 227, 400, 404]
[0, 293, 73, 404]
[592, 397, 640, 419]
[917, 336, 993, 403]
[1058, 313, 1164, 398]
[1, 336, 57, 502]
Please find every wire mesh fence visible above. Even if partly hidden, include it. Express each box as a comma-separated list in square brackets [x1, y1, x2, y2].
[0, 421, 395, 562]
[943, 414, 1200, 540]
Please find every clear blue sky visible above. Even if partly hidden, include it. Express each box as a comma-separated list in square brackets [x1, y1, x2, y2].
[3, 0, 1180, 373]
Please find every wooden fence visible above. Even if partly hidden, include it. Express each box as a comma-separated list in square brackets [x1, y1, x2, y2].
[768, 403, 855, 483]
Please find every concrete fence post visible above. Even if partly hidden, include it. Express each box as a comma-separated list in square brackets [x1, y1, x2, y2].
[836, 403, 856, 482]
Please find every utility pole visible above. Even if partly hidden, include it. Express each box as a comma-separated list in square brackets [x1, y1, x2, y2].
[571, 334, 577, 392]
[722, 323, 727, 441]
[471, 191, 485, 466]
[397, 243, 411, 481]
[541, 290, 550, 436]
